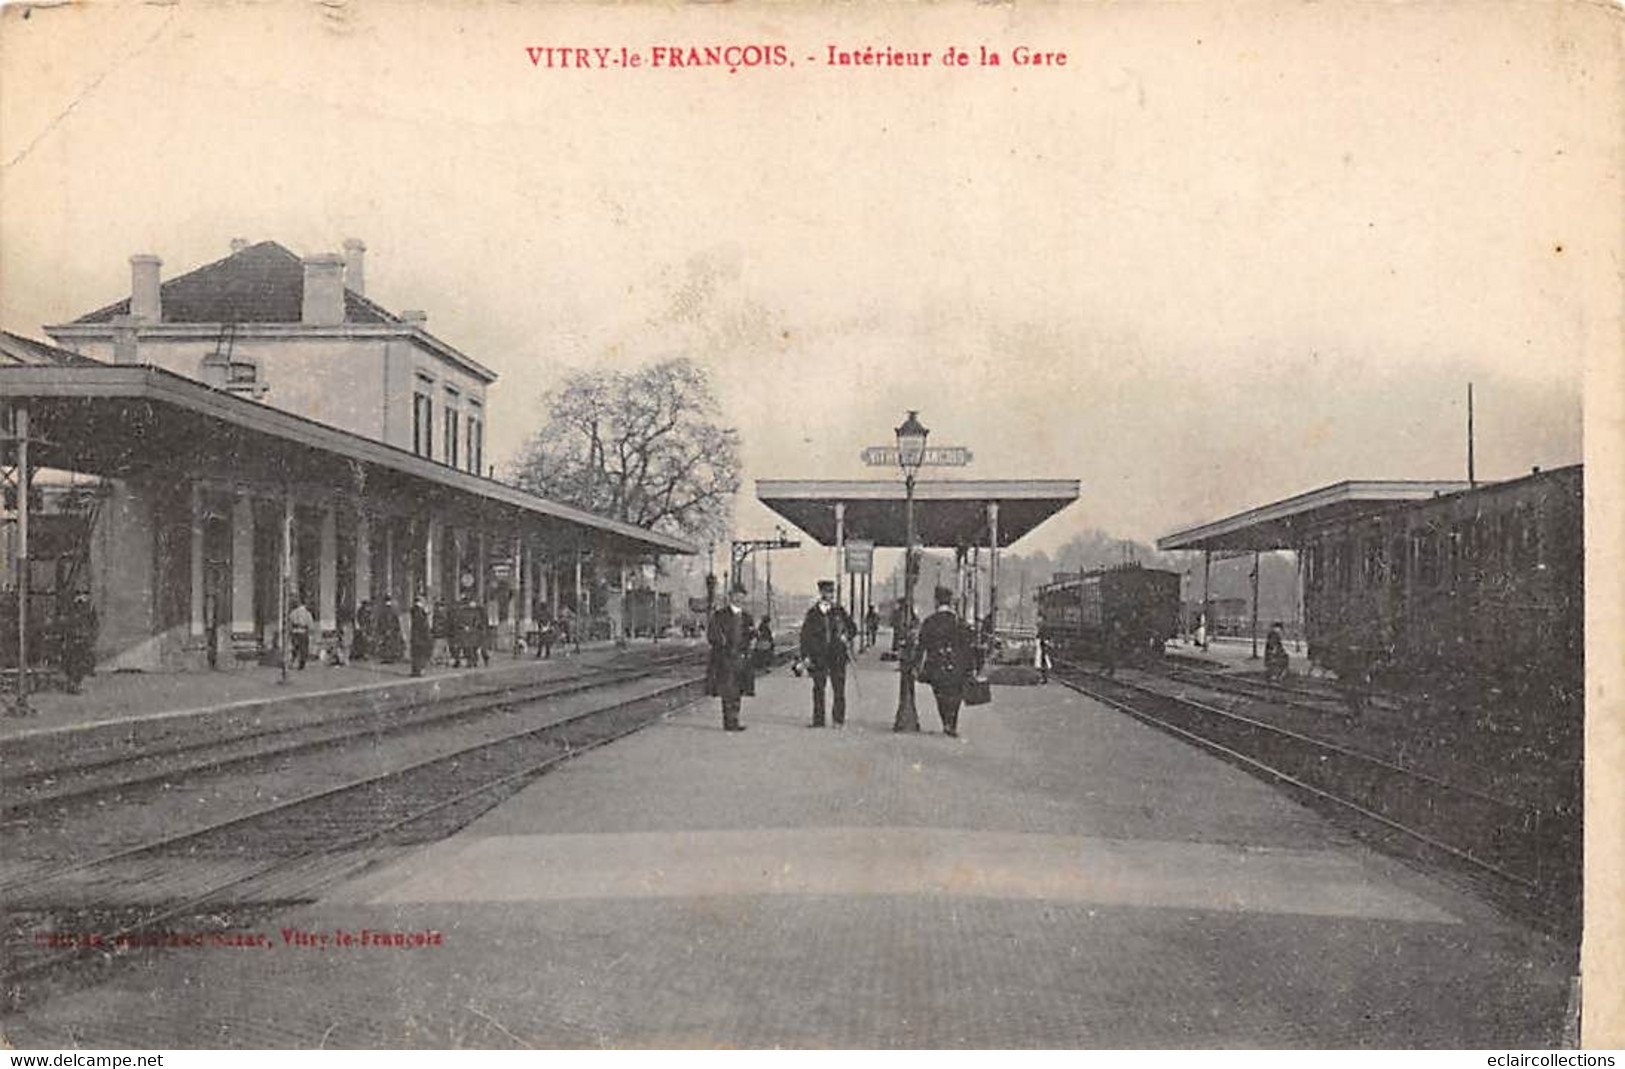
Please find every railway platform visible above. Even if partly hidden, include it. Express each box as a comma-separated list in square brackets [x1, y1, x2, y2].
[0, 639, 701, 780]
[1, 651, 1575, 1048]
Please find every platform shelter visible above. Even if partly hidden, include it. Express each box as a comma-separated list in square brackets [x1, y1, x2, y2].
[1, 362, 693, 672]
[1156, 479, 1471, 650]
[755, 478, 1078, 628]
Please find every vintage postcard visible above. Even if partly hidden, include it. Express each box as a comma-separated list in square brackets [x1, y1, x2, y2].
[0, 0, 1620, 1051]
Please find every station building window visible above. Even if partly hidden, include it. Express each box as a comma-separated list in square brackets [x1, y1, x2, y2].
[467, 401, 484, 475]
[1513, 506, 1540, 571]
[443, 387, 461, 470]
[412, 375, 434, 460]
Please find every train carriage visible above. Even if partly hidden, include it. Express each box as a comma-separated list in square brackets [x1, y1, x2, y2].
[1037, 563, 1181, 662]
[1300, 464, 1582, 699]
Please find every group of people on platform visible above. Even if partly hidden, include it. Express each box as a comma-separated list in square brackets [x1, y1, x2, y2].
[333, 592, 510, 678]
[708, 579, 983, 738]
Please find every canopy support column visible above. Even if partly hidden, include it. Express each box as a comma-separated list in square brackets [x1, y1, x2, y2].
[1250, 550, 1261, 659]
[833, 501, 845, 609]
[189, 483, 206, 641]
[987, 501, 1000, 633]
[1202, 549, 1212, 650]
[279, 493, 292, 685]
[319, 506, 337, 636]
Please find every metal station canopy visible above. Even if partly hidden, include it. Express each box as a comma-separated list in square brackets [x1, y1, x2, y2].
[755, 479, 1079, 548]
[1156, 479, 1472, 554]
[0, 363, 695, 558]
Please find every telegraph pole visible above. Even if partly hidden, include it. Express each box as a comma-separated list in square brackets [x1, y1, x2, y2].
[1467, 382, 1476, 489]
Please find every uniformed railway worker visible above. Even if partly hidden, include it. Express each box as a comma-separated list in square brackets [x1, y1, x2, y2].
[800, 579, 857, 728]
[915, 585, 975, 737]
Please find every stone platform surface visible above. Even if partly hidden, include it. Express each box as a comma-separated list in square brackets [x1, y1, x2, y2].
[1, 655, 1573, 1048]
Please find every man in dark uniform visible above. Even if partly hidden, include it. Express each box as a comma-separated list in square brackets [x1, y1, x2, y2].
[707, 584, 752, 732]
[915, 585, 975, 737]
[1264, 621, 1289, 683]
[60, 592, 98, 694]
[409, 594, 433, 677]
[800, 579, 857, 727]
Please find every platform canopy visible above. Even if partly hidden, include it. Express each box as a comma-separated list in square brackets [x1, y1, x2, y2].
[1156, 479, 1473, 554]
[0, 363, 695, 558]
[755, 479, 1079, 548]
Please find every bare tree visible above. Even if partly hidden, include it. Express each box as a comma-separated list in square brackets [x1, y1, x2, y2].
[510, 358, 742, 541]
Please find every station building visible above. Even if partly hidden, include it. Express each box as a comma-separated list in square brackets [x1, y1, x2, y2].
[2, 240, 693, 672]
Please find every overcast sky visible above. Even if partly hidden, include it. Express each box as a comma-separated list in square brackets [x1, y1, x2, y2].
[1, 2, 1607, 595]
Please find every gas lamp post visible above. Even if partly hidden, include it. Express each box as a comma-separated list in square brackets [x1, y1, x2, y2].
[892, 410, 928, 732]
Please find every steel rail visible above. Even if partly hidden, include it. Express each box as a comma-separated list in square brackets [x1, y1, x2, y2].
[2, 672, 705, 985]
[0, 670, 700, 894]
[2, 652, 703, 819]
[1140, 661, 1524, 790]
[1052, 662, 1541, 891]
[1090, 662, 1520, 811]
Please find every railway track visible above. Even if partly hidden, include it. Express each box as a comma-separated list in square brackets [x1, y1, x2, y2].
[1150, 662, 1352, 715]
[1053, 660, 1579, 932]
[2, 648, 706, 819]
[1, 659, 712, 991]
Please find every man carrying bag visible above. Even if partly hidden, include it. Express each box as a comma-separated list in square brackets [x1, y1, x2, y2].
[914, 585, 984, 738]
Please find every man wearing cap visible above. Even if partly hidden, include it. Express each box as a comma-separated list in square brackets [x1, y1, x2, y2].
[800, 579, 858, 727]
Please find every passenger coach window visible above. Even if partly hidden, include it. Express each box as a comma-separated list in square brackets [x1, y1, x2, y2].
[1362, 540, 1384, 587]
[1416, 530, 1441, 588]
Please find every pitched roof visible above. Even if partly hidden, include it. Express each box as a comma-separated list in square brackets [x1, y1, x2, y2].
[71, 241, 399, 326]
[0, 330, 104, 368]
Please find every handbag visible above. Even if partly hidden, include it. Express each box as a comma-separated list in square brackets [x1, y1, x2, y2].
[963, 675, 992, 706]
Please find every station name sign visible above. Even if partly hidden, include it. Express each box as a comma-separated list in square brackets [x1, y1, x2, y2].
[844, 540, 875, 574]
[860, 445, 974, 467]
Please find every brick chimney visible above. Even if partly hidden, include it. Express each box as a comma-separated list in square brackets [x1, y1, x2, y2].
[342, 238, 366, 296]
[111, 315, 140, 365]
[301, 254, 346, 326]
[130, 254, 162, 322]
